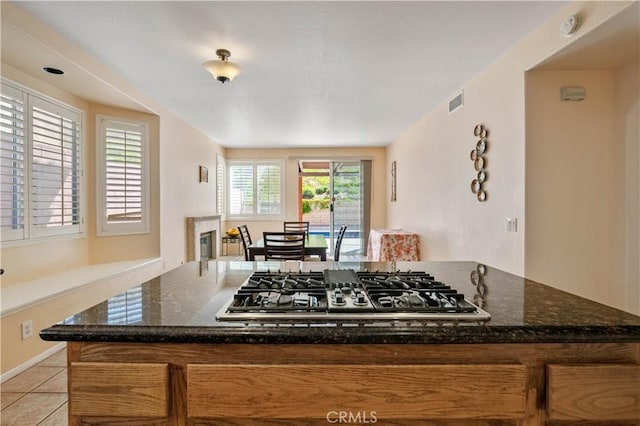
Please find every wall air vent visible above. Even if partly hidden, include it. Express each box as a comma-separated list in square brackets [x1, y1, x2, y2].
[449, 91, 464, 114]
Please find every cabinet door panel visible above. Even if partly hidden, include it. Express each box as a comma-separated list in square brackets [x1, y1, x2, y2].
[547, 364, 640, 420]
[187, 364, 527, 420]
[70, 362, 169, 417]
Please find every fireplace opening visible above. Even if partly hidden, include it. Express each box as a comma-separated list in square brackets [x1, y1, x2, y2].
[186, 215, 220, 263]
[200, 231, 215, 261]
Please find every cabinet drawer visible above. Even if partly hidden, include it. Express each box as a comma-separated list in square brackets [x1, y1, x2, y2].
[547, 364, 640, 420]
[70, 362, 169, 417]
[187, 364, 527, 420]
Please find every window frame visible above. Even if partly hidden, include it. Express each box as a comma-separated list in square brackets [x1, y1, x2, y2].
[96, 115, 150, 236]
[226, 159, 285, 220]
[216, 153, 226, 219]
[1, 79, 85, 245]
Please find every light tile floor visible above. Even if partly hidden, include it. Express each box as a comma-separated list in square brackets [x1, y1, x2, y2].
[1, 348, 67, 426]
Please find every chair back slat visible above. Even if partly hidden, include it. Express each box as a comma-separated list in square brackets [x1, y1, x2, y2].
[263, 232, 306, 261]
[237, 225, 252, 261]
[334, 225, 347, 261]
[284, 221, 309, 236]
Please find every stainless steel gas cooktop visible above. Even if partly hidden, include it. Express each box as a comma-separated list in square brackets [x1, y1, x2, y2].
[216, 269, 491, 325]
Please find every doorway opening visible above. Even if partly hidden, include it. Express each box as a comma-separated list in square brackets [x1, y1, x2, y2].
[297, 160, 371, 256]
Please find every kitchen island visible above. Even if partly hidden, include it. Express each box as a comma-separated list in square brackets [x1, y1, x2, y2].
[40, 260, 640, 425]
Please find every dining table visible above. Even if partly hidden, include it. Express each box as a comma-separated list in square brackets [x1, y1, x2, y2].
[367, 229, 420, 261]
[248, 234, 328, 261]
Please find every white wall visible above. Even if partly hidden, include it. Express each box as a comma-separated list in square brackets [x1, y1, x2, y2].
[525, 70, 619, 309]
[615, 60, 640, 314]
[386, 1, 636, 278]
[525, 61, 639, 315]
[159, 113, 224, 271]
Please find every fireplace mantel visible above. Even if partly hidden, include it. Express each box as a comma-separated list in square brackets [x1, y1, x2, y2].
[186, 216, 221, 262]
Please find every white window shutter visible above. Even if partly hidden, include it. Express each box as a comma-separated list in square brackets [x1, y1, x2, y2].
[0, 85, 26, 241]
[97, 116, 149, 235]
[105, 127, 143, 222]
[227, 160, 284, 219]
[257, 163, 281, 215]
[229, 163, 253, 216]
[1, 81, 84, 243]
[30, 99, 82, 237]
[216, 154, 226, 218]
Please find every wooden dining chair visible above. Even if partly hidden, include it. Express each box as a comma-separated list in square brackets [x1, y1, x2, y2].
[284, 221, 309, 236]
[237, 225, 252, 261]
[333, 225, 348, 261]
[263, 232, 306, 261]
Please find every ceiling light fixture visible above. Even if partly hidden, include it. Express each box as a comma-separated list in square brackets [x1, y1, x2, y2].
[203, 49, 239, 84]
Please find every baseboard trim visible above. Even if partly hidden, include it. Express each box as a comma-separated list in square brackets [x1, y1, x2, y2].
[1, 342, 66, 383]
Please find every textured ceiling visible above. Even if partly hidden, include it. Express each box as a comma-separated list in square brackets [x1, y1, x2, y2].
[9, 1, 568, 148]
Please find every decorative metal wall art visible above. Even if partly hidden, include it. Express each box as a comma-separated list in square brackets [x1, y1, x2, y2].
[470, 124, 488, 201]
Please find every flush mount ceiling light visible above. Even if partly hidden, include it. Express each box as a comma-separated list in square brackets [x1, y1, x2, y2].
[203, 49, 239, 84]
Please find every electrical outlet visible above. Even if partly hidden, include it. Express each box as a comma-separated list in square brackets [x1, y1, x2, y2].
[507, 218, 518, 232]
[21, 320, 33, 340]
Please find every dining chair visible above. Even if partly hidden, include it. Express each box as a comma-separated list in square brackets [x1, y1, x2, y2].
[237, 225, 252, 261]
[333, 225, 348, 261]
[263, 232, 306, 261]
[283, 221, 309, 236]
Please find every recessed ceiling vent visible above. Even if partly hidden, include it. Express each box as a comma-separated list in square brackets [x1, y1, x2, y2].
[448, 91, 464, 114]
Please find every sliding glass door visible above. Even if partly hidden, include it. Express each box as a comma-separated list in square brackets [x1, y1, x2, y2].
[330, 161, 363, 255]
[298, 160, 370, 256]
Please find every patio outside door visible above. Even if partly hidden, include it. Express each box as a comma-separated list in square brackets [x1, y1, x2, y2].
[298, 160, 370, 256]
[330, 161, 364, 255]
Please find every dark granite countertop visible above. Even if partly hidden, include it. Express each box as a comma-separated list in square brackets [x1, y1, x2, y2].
[40, 260, 640, 344]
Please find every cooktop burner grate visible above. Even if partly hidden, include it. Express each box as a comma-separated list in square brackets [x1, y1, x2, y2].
[216, 269, 491, 324]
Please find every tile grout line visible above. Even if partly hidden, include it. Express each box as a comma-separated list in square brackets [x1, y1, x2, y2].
[35, 400, 67, 425]
[1, 391, 27, 411]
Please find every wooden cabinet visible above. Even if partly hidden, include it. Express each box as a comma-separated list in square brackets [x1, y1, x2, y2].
[547, 364, 640, 421]
[187, 364, 527, 420]
[69, 362, 169, 418]
[66, 342, 640, 425]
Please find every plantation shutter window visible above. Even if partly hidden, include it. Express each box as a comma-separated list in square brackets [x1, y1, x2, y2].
[1, 81, 83, 243]
[105, 127, 142, 222]
[216, 154, 226, 217]
[227, 160, 283, 219]
[30, 96, 82, 237]
[257, 163, 281, 215]
[0, 84, 25, 241]
[228, 163, 253, 216]
[97, 116, 149, 235]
